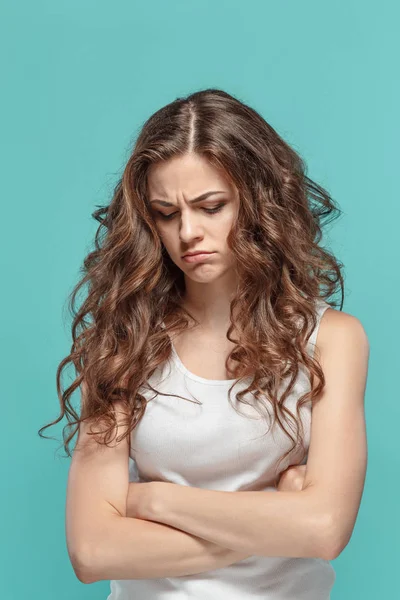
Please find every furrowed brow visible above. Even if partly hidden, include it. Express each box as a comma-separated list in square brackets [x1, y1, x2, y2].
[149, 190, 225, 207]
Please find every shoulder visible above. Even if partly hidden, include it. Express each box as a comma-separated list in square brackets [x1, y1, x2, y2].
[317, 304, 370, 359]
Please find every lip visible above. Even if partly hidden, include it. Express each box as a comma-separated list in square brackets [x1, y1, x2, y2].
[182, 252, 215, 263]
[182, 251, 212, 257]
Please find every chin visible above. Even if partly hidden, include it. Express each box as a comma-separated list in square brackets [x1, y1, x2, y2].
[185, 266, 229, 283]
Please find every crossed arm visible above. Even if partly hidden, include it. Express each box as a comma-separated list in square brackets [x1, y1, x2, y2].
[83, 310, 369, 583]
[84, 477, 313, 583]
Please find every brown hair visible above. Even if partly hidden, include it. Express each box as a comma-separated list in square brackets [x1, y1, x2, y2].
[38, 88, 344, 482]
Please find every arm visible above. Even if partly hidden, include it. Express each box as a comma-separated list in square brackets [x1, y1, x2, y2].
[87, 467, 306, 583]
[126, 485, 254, 574]
[86, 511, 252, 583]
[144, 483, 328, 560]
[140, 311, 369, 562]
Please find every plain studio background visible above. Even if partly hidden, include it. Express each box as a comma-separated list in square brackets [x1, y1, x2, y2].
[0, 0, 398, 598]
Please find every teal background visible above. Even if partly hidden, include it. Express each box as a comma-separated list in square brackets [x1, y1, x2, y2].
[1, 0, 398, 597]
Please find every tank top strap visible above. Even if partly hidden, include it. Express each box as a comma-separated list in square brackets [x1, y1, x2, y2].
[307, 298, 331, 359]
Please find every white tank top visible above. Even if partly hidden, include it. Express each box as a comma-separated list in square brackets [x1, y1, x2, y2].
[107, 298, 336, 599]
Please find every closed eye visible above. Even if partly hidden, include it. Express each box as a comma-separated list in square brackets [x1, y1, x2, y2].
[155, 203, 226, 221]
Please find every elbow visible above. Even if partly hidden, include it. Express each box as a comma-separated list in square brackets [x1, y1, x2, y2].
[321, 539, 344, 562]
[318, 514, 347, 561]
[70, 544, 100, 584]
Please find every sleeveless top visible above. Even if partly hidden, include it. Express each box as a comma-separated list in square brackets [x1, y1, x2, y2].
[107, 298, 336, 600]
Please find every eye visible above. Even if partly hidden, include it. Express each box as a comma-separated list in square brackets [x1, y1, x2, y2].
[155, 203, 226, 221]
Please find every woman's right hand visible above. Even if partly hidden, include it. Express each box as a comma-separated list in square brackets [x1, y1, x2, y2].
[276, 464, 308, 492]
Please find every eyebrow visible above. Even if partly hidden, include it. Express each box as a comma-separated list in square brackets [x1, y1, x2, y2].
[149, 190, 226, 207]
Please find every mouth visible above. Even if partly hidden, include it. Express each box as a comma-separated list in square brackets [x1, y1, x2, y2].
[182, 251, 216, 263]
[182, 251, 213, 258]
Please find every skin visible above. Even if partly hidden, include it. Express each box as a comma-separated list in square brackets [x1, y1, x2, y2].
[146, 151, 241, 333]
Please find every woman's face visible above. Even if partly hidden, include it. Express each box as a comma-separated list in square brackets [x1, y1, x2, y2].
[146, 152, 239, 283]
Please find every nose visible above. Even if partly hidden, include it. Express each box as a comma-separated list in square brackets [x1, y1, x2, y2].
[178, 211, 204, 244]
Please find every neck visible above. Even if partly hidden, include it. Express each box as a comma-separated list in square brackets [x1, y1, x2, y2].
[176, 269, 239, 331]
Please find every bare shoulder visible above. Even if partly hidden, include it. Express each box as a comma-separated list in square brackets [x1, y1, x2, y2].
[316, 305, 370, 357]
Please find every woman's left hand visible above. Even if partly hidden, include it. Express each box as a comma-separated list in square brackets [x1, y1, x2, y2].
[276, 464, 308, 492]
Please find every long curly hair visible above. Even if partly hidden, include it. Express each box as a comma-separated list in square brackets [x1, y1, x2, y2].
[38, 88, 344, 480]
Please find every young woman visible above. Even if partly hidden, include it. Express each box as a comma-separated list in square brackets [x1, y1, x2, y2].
[39, 88, 369, 599]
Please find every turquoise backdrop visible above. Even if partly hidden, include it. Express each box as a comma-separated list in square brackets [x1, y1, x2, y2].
[1, 0, 398, 597]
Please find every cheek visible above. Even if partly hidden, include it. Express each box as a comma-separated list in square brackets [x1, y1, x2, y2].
[219, 211, 236, 235]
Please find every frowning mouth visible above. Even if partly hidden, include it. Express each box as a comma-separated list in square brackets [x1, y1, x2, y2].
[182, 252, 216, 263]
[182, 251, 213, 257]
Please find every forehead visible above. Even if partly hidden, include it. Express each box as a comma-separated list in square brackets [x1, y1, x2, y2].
[147, 153, 234, 199]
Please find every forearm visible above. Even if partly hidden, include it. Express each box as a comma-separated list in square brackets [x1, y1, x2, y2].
[85, 514, 252, 583]
[148, 483, 332, 560]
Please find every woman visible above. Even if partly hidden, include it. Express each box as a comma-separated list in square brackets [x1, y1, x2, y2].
[39, 88, 369, 599]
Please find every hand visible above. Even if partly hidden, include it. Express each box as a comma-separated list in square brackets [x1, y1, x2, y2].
[126, 481, 156, 520]
[276, 464, 308, 492]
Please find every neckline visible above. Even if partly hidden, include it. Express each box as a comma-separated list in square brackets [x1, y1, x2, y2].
[164, 299, 329, 386]
[170, 341, 239, 386]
